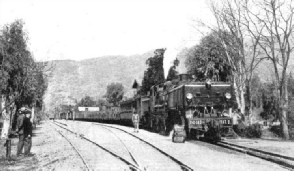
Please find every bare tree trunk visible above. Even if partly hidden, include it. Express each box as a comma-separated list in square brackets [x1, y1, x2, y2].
[240, 85, 246, 114]
[233, 75, 246, 119]
[247, 80, 253, 125]
[0, 95, 12, 159]
[233, 78, 241, 108]
[281, 109, 289, 139]
[1, 95, 9, 139]
[280, 78, 290, 140]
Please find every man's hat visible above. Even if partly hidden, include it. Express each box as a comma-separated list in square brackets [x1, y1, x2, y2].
[19, 107, 31, 114]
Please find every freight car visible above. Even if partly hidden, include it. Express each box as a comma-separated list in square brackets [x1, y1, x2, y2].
[119, 98, 135, 125]
[71, 106, 120, 123]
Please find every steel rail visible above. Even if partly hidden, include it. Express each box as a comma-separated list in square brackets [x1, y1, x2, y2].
[221, 141, 294, 161]
[49, 122, 91, 171]
[215, 141, 294, 170]
[52, 121, 142, 171]
[94, 123, 194, 171]
[98, 126, 141, 168]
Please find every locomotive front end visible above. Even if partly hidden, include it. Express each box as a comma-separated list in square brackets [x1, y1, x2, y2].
[184, 80, 235, 140]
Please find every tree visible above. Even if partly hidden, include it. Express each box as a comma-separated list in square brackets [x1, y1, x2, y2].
[194, 0, 264, 123]
[0, 20, 43, 126]
[207, 0, 294, 139]
[259, 81, 279, 120]
[208, 1, 251, 116]
[241, 0, 294, 139]
[184, 32, 232, 82]
[288, 73, 294, 126]
[105, 83, 124, 106]
[141, 48, 166, 94]
[196, 1, 248, 115]
[0, 20, 33, 112]
[0, 19, 47, 158]
[12, 62, 47, 129]
[78, 96, 96, 107]
[248, 74, 263, 109]
[97, 98, 108, 107]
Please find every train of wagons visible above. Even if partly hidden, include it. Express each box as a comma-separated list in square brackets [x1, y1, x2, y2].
[63, 73, 236, 142]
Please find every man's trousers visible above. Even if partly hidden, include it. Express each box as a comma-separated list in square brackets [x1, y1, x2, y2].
[24, 137, 32, 155]
[17, 134, 25, 155]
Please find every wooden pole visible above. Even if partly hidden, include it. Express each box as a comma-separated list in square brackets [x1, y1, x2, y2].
[6, 139, 11, 159]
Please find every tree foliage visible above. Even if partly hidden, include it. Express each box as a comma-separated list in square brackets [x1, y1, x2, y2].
[105, 82, 124, 106]
[0, 19, 47, 139]
[259, 81, 279, 120]
[240, 0, 294, 139]
[0, 20, 47, 112]
[141, 49, 166, 94]
[97, 98, 108, 107]
[201, 1, 294, 139]
[184, 32, 232, 82]
[78, 96, 96, 107]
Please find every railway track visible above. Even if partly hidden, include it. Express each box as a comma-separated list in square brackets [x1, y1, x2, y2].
[54, 120, 293, 170]
[49, 122, 91, 171]
[51, 121, 141, 171]
[214, 140, 294, 170]
[93, 123, 194, 171]
[93, 121, 294, 170]
[188, 137, 294, 170]
[53, 120, 193, 171]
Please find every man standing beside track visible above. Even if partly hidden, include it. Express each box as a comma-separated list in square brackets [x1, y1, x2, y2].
[16, 107, 26, 156]
[232, 109, 241, 134]
[132, 108, 139, 133]
[23, 111, 33, 156]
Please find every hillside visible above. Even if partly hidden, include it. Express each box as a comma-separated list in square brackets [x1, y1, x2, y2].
[43, 51, 153, 113]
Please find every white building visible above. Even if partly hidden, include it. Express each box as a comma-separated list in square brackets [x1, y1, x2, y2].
[78, 107, 99, 112]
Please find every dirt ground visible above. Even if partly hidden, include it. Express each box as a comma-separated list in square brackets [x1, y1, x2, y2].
[0, 133, 38, 170]
[64, 120, 288, 171]
[1, 120, 292, 171]
[0, 121, 85, 171]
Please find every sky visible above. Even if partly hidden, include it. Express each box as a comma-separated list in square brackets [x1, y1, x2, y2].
[0, 0, 215, 74]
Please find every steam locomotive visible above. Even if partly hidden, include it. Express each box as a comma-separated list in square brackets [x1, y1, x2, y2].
[69, 74, 235, 142]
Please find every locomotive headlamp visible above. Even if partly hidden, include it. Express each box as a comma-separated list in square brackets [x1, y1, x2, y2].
[225, 92, 232, 99]
[186, 93, 193, 100]
[186, 93, 193, 106]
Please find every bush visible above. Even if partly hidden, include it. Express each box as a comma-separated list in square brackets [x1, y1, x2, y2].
[270, 125, 283, 137]
[244, 123, 263, 138]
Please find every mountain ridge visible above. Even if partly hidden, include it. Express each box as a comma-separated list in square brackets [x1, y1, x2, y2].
[43, 50, 154, 113]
